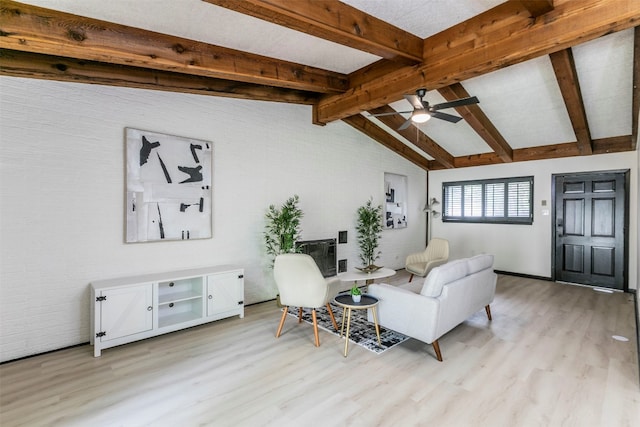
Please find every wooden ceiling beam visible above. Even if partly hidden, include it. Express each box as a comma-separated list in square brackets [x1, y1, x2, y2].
[315, 0, 640, 124]
[513, 0, 554, 17]
[203, 0, 422, 64]
[427, 135, 634, 169]
[0, 49, 319, 104]
[341, 115, 431, 171]
[632, 26, 640, 149]
[349, 59, 407, 90]
[0, 1, 348, 94]
[368, 105, 455, 168]
[437, 83, 514, 162]
[549, 49, 593, 155]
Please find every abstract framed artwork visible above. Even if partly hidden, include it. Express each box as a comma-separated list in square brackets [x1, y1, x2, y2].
[384, 172, 408, 229]
[125, 128, 212, 243]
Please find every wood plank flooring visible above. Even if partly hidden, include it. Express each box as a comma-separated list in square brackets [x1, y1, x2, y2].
[1, 272, 638, 426]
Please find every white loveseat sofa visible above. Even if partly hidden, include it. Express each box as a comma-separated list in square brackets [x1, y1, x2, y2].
[367, 254, 497, 361]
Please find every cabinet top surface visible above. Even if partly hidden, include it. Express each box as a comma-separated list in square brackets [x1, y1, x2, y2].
[91, 265, 243, 289]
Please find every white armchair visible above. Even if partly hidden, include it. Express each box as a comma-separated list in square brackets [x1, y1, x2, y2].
[273, 254, 340, 347]
[405, 238, 449, 282]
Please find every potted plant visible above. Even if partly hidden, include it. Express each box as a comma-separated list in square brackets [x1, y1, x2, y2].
[356, 198, 383, 270]
[264, 195, 303, 265]
[350, 285, 362, 303]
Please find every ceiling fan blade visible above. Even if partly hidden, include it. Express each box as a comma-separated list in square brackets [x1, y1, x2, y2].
[430, 111, 463, 123]
[368, 110, 412, 117]
[403, 94, 424, 110]
[397, 119, 413, 130]
[432, 96, 479, 111]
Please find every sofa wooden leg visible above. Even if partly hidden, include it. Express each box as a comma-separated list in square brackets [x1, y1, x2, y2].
[276, 306, 288, 338]
[408, 274, 414, 282]
[485, 305, 492, 321]
[432, 340, 443, 362]
[326, 303, 339, 331]
[298, 307, 303, 323]
[312, 309, 320, 347]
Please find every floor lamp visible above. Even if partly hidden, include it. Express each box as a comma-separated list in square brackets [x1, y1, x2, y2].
[423, 197, 440, 246]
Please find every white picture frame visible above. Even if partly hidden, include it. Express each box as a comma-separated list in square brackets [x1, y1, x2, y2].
[125, 128, 212, 243]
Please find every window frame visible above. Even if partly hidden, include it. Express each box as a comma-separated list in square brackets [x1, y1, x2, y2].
[442, 176, 534, 224]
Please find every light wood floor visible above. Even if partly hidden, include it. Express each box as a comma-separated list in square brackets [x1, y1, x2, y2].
[1, 272, 638, 426]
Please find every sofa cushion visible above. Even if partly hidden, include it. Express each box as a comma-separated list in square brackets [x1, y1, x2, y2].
[467, 254, 494, 274]
[420, 259, 469, 297]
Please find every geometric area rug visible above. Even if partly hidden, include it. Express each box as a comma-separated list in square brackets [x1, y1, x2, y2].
[284, 297, 409, 354]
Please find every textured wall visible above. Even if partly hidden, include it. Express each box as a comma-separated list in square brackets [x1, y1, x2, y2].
[0, 77, 426, 361]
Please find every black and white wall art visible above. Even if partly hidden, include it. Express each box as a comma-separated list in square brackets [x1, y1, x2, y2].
[384, 172, 408, 229]
[125, 128, 212, 243]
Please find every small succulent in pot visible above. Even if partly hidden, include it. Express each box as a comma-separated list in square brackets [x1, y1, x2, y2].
[350, 285, 362, 303]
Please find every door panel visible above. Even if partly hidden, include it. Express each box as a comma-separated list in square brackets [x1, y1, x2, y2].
[591, 246, 614, 276]
[564, 199, 584, 235]
[592, 199, 614, 236]
[554, 172, 626, 290]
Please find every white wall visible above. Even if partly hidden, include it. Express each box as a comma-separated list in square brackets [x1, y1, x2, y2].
[429, 153, 638, 289]
[0, 77, 426, 362]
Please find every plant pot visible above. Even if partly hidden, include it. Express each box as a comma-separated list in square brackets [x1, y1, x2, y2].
[351, 294, 361, 303]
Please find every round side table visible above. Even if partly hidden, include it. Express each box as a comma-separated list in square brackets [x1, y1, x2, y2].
[333, 294, 381, 357]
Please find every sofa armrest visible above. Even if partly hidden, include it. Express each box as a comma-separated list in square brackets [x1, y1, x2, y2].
[367, 283, 440, 344]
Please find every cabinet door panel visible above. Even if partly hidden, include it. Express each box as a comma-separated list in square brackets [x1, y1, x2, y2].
[100, 284, 153, 341]
[207, 273, 241, 315]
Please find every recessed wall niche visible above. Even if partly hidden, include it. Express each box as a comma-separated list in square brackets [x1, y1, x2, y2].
[384, 173, 408, 229]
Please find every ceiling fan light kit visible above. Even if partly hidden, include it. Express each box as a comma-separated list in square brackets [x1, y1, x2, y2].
[411, 110, 431, 123]
[371, 89, 480, 130]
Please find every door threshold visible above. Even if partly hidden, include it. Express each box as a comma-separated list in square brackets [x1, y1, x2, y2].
[555, 281, 621, 293]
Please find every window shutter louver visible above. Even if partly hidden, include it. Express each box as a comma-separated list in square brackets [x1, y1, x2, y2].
[442, 176, 533, 224]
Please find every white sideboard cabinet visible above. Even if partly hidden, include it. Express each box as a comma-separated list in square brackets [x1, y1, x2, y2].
[91, 265, 244, 357]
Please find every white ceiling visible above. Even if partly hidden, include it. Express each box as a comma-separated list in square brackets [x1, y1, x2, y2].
[20, 0, 636, 161]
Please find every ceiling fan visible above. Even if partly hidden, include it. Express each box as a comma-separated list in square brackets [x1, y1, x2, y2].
[370, 89, 479, 131]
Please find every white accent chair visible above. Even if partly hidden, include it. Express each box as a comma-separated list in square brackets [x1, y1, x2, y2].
[405, 238, 449, 282]
[368, 254, 497, 361]
[274, 254, 340, 347]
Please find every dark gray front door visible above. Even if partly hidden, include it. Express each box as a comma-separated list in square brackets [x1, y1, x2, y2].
[553, 171, 628, 290]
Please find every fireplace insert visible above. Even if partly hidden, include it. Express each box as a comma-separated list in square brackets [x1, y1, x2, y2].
[296, 238, 337, 277]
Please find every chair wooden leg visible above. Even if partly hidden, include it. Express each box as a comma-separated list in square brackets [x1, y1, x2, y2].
[298, 307, 303, 323]
[408, 274, 414, 282]
[432, 339, 443, 362]
[312, 309, 320, 347]
[276, 306, 288, 338]
[485, 304, 492, 321]
[326, 303, 339, 331]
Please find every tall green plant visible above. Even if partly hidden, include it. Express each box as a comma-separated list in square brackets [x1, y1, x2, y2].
[264, 195, 303, 264]
[356, 198, 383, 267]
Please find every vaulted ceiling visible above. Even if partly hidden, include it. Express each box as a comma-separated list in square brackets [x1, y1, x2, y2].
[1, 0, 639, 171]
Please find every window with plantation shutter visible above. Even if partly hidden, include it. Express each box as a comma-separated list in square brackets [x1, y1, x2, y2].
[442, 176, 533, 224]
